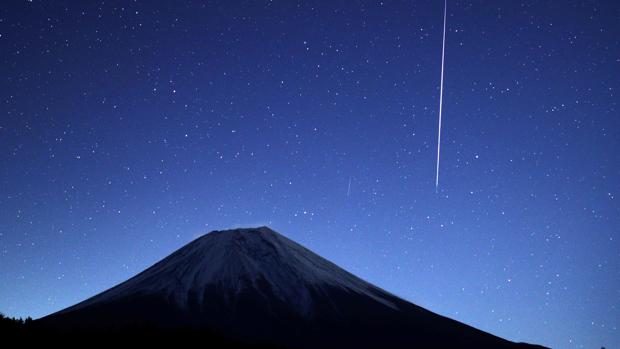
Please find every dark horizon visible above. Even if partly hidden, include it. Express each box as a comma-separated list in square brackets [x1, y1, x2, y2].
[1, 1, 618, 348]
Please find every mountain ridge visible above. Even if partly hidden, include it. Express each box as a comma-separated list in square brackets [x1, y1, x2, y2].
[40, 226, 547, 349]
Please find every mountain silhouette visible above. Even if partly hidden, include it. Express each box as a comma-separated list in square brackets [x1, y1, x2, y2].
[39, 227, 546, 348]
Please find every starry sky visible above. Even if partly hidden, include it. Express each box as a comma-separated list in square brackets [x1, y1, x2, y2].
[1, 0, 618, 348]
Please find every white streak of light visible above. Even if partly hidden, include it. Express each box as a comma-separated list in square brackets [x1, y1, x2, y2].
[435, 0, 447, 191]
[347, 176, 352, 197]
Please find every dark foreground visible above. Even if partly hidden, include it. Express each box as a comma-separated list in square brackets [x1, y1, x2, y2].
[2, 314, 547, 349]
[1, 315, 276, 348]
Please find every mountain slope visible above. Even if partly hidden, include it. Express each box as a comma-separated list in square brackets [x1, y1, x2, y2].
[40, 227, 545, 349]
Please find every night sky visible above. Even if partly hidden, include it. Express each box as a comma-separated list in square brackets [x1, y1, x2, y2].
[1, 1, 619, 348]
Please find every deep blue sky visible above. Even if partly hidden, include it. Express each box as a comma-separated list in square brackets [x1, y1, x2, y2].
[1, 1, 618, 348]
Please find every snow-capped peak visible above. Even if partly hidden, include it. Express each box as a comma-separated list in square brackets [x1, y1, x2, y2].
[61, 227, 396, 315]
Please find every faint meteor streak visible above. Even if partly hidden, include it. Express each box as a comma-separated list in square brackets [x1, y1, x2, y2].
[435, 0, 447, 191]
[347, 176, 352, 197]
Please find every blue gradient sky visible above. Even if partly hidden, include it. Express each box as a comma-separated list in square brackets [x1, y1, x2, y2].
[1, 1, 618, 348]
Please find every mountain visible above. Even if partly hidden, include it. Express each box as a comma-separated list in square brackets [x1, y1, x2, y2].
[39, 227, 546, 348]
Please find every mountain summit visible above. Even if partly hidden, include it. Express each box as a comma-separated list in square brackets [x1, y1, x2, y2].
[41, 227, 544, 348]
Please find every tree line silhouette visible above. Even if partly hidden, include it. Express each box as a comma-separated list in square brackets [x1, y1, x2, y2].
[0, 313, 32, 327]
[0, 311, 283, 348]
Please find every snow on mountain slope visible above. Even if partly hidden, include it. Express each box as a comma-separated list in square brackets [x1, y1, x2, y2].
[59, 227, 396, 316]
[42, 227, 546, 349]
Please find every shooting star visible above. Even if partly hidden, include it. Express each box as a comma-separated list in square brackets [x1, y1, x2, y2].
[347, 176, 352, 197]
[435, 0, 447, 191]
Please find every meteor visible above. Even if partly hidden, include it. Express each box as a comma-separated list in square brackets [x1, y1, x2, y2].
[347, 176, 352, 197]
[435, 0, 447, 191]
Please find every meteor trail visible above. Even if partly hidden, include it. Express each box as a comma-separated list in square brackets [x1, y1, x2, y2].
[435, 0, 447, 191]
[347, 176, 352, 197]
